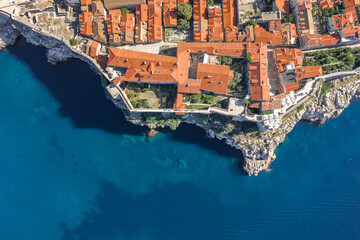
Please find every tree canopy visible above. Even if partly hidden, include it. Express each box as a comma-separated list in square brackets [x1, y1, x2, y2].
[176, 3, 193, 21]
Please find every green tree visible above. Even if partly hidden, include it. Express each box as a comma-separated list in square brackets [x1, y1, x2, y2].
[246, 19, 257, 28]
[246, 52, 253, 64]
[176, 3, 193, 20]
[243, 99, 250, 107]
[121, 8, 128, 15]
[217, 56, 233, 66]
[207, 0, 214, 6]
[191, 93, 202, 103]
[177, 18, 190, 30]
[281, 13, 293, 23]
[69, 38, 77, 46]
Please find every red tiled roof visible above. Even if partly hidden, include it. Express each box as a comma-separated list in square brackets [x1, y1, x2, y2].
[120, 13, 134, 44]
[198, 63, 233, 94]
[344, 0, 360, 8]
[319, 0, 334, 9]
[89, 41, 100, 58]
[136, 4, 148, 23]
[193, 0, 208, 42]
[304, 34, 340, 47]
[332, 13, 354, 29]
[79, 11, 92, 25]
[341, 26, 360, 37]
[208, 7, 224, 42]
[106, 14, 120, 35]
[80, 22, 93, 36]
[275, 0, 290, 12]
[81, 0, 92, 7]
[295, 66, 322, 79]
[254, 26, 282, 45]
[148, 0, 162, 42]
[163, 0, 177, 27]
[223, 0, 238, 42]
[248, 43, 270, 101]
[274, 48, 303, 72]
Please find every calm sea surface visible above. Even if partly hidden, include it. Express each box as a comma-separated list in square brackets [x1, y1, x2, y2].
[0, 39, 359, 240]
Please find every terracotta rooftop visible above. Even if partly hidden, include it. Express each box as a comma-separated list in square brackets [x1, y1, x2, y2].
[254, 26, 282, 45]
[148, 0, 162, 42]
[163, 0, 177, 27]
[120, 13, 134, 44]
[103, 0, 146, 9]
[248, 43, 270, 101]
[303, 33, 341, 47]
[295, 66, 322, 79]
[135, 4, 148, 43]
[341, 26, 360, 37]
[208, 7, 224, 42]
[275, 0, 290, 12]
[223, 0, 238, 42]
[193, 0, 208, 42]
[332, 13, 355, 29]
[198, 63, 233, 94]
[79, 12, 92, 25]
[80, 0, 92, 7]
[80, 22, 93, 36]
[319, 0, 334, 9]
[274, 48, 303, 72]
[344, 0, 360, 8]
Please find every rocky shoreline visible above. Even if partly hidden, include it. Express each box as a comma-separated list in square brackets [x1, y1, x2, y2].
[1, 13, 359, 176]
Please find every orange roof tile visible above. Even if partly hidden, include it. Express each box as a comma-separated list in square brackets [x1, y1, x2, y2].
[344, 0, 360, 8]
[274, 48, 303, 72]
[106, 14, 120, 35]
[304, 34, 341, 47]
[295, 66, 322, 79]
[319, 0, 334, 9]
[81, 0, 92, 7]
[79, 11, 92, 25]
[208, 7, 224, 42]
[120, 13, 135, 43]
[136, 4, 148, 23]
[197, 63, 233, 94]
[163, 0, 177, 27]
[332, 13, 354, 29]
[89, 41, 100, 58]
[254, 26, 282, 45]
[193, 0, 208, 42]
[341, 26, 360, 37]
[80, 22, 93, 36]
[275, 0, 290, 12]
[148, 0, 162, 42]
[248, 43, 270, 101]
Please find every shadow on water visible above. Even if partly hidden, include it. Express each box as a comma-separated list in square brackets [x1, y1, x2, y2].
[7, 37, 146, 136]
[162, 123, 246, 173]
[60, 180, 236, 240]
[7, 38, 245, 168]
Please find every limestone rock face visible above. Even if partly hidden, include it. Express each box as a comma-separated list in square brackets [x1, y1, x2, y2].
[46, 45, 77, 65]
[0, 14, 20, 48]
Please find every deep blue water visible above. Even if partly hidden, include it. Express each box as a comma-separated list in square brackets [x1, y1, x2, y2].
[0, 38, 359, 240]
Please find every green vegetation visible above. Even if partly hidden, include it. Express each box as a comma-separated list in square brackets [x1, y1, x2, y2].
[312, 6, 346, 22]
[243, 99, 250, 107]
[228, 72, 244, 92]
[281, 13, 293, 23]
[304, 47, 360, 74]
[217, 56, 233, 65]
[177, 18, 190, 30]
[185, 104, 209, 110]
[262, 110, 272, 115]
[69, 38, 77, 46]
[121, 8, 128, 15]
[165, 119, 181, 130]
[190, 93, 220, 105]
[246, 19, 257, 28]
[246, 52, 253, 64]
[176, 3, 192, 30]
[319, 81, 334, 98]
[207, 0, 214, 6]
[297, 104, 305, 112]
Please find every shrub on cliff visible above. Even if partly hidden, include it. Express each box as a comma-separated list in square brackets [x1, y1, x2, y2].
[69, 38, 77, 46]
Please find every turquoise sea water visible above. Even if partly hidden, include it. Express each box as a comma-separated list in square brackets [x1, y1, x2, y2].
[0, 39, 359, 240]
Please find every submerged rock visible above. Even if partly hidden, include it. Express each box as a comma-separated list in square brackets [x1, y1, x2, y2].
[147, 129, 159, 140]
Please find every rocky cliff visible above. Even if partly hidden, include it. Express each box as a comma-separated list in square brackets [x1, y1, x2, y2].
[1, 13, 360, 176]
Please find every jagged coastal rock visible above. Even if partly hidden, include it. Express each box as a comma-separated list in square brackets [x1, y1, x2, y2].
[1, 13, 359, 176]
